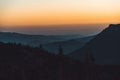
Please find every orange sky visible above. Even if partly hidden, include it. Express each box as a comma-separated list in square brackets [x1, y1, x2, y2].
[0, 0, 120, 27]
[1, 12, 120, 26]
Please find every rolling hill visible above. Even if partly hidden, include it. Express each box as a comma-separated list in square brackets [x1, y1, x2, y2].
[43, 36, 94, 54]
[0, 32, 83, 46]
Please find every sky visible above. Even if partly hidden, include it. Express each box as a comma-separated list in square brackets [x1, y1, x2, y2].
[0, 0, 120, 35]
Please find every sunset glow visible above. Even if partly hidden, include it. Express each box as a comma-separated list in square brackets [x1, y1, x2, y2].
[0, 0, 120, 26]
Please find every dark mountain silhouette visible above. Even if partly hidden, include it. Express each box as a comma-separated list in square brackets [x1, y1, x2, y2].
[70, 24, 120, 65]
[44, 36, 94, 54]
[0, 42, 120, 80]
[0, 32, 83, 46]
[0, 42, 88, 80]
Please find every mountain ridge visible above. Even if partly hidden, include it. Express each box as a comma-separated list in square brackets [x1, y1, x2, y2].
[0, 31, 85, 46]
[69, 24, 120, 65]
[44, 36, 94, 54]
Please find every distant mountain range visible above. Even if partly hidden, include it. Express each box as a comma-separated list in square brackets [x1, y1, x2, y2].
[69, 24, 120, 65]
[1, 24, 120, 79]
[0, 33, 119, 80]
[43, 36, 94, 54]
[0, 32, 94, 54]
[0, 32, 84, 45]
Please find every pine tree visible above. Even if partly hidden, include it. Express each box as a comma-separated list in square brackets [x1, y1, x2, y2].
[85, 51, 89, 64]
[58, 45, 63, 55]
[58, 45, 64, 80]
[39, 44, 43, 49]
[90, 53, 95, 64]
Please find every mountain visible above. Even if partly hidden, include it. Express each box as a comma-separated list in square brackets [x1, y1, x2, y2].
[0, 42, 119, 80]
[69, 24, 120, 65]
[0, 42, 87, 80]
[0, 32, 84, 46]
[43, 36, 94, 54]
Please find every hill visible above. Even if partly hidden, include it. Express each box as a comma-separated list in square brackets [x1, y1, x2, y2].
[0, 34, 120, 80]
[70, 24, 120, 65]
[43, 36, 94, 54]
[0, 32, 83, 46]
[0, 42, 86, 80]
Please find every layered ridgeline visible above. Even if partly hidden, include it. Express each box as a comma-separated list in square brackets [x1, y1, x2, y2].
[0, 42, 119, 80]
[0, 32, 79, 45]
[44, 36, 94, 54]
[70, 24, 120, 65]
[0, 32, 93, 54]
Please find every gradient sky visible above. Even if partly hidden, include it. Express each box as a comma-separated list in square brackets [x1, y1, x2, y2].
[0, 0, 120, 35]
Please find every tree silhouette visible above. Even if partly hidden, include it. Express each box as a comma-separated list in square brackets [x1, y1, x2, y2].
[58, 45, 63, 55]
[0, 42, 119, 80]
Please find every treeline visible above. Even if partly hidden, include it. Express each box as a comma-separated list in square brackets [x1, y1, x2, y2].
[0, 42, 120, 80]
[0, 42, 84, 80]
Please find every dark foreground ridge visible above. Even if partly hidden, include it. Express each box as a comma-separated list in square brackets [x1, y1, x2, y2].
[0, 42, 120, 80]
[70, 24, 120, 64]
[0, 42, 84, 80]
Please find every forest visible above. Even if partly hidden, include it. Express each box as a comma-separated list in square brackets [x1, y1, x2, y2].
[0, 42, 120, 80]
